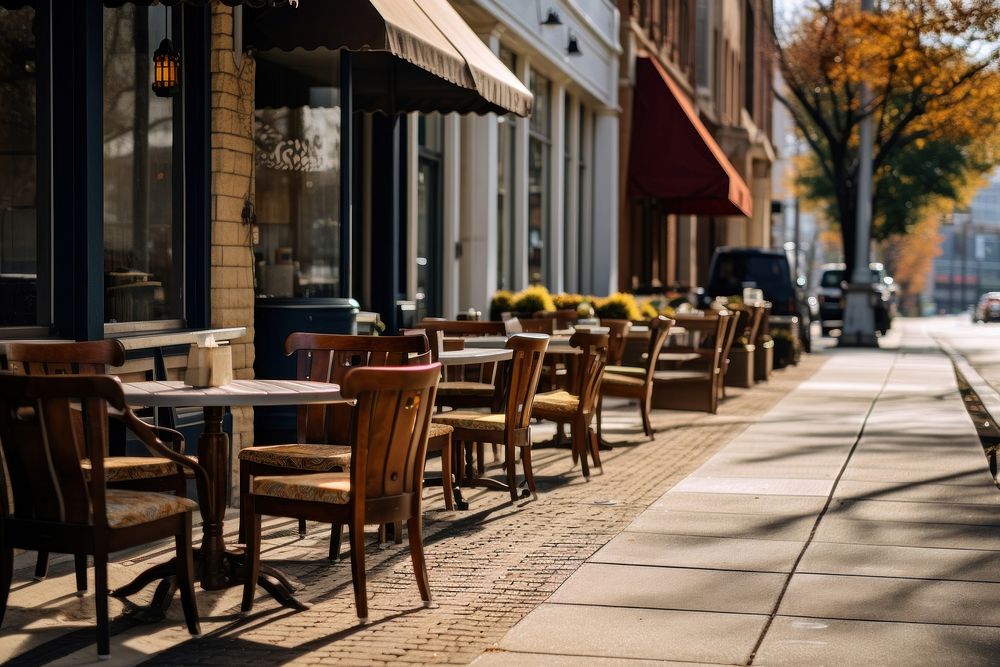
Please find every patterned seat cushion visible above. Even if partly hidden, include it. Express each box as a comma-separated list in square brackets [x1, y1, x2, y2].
[105, 489, 198, 529]
[601, 372, 646, 388]
[253, 472, 351, 505]
[238, 444, 352, 471]
[81, 456, 197, 483]
[432, 411, 506, 432]
[531, 390, 579, 420]
[427, 422, 453, 439]
[437, 381, 495, 396]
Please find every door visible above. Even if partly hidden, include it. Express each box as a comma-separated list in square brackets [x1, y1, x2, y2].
[415, 155, 441, 321]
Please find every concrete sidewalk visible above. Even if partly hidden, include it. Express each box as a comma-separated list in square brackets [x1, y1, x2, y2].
[475, 328, 1000, 665]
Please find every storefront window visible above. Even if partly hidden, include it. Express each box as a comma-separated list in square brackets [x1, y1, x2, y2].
[103, 6, 182, 324]
[528, 69, 551, 286]
[254, 104, 341, 298]
[0, 5, 40, 327]
[496, 47, 516, 291]
[416, 113, 442, 320]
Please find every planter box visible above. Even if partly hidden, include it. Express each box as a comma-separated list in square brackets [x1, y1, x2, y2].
[725, 345, 755, 388]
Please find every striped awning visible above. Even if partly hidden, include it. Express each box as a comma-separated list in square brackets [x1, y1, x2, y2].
[246, 0, 532, 117]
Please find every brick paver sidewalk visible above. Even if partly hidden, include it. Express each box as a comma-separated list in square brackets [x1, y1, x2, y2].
[3, 355, 823, 666]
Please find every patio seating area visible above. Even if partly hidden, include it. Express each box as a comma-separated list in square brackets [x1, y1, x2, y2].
[1, 347, 824, 664]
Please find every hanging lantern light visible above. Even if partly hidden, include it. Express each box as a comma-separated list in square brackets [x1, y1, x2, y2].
[152, 37, 180, 98]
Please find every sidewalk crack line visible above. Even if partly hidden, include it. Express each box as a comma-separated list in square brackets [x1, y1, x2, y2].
[746, 351, 900, 665]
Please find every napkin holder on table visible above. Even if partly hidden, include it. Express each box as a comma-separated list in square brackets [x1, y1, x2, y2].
[183, 334, 233, 388]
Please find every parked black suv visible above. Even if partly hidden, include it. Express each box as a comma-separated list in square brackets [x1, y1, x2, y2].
[700, 247, 812, 353]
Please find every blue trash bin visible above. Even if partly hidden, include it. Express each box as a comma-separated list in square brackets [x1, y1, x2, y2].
[253, 297, 359, 443]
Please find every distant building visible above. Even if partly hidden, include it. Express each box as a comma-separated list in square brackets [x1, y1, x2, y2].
[616, 0, 776, 293]
[931, 171, 1000, 313]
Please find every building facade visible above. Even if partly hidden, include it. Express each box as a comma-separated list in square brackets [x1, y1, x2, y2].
[932, 172, 1000, 313]
[617, 0, 775, 293]
[441, 0, 622, 317]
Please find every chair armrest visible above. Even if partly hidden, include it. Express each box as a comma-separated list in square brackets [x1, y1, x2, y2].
[107, 408, 186, 454]
[118, 408, 212, 515]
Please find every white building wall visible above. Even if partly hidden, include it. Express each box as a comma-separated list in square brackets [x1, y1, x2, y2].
[427, 0, 621, 314]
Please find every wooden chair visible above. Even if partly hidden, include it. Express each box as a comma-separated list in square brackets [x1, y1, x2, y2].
[724, 304, 766, 389]
[531, 332, 609, 478]
[401, 328, 462, 512]
[419, 319, 505, 411]
[241, 363, 441, 624]
[754, 303, 774, 382]
[601, 319, 633, 367]
[600, 316, 673, 439]
[0, 374, 205, 659]
[6, 340, 194, 589]
[432, 334, 549, 503]
[239, 333, 433, 558]
[535, 309, 579, 329]
[651, 311, 732, 413]
[417, 319, 506, 337]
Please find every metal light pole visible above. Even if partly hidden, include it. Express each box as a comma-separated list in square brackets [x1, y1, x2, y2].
[840, 0, 878, 346]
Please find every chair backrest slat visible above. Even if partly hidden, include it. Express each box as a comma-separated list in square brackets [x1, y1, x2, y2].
[340, 364, 440, 508]
[601, 319, 632, 366]
[7, 339, 126, 376]
[0, 374, 121, 526]
[568, 332, 609, 416]
[643, 316, 674, 384]
[284, 333, 430, 445]
[417, 319, 506, 337]
[503, 334, 549, 430]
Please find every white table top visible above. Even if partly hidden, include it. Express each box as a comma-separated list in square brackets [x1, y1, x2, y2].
[438, 348, 513, 366]
[120, 379, 344, 408]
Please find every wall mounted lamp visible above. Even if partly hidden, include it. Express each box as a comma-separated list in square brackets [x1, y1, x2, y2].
[541, 8, 562, 26]
[566, 34, 582, 56]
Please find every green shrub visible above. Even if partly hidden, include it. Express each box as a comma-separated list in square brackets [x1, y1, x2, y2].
[639, 301, 658, 321]
[489, 290, 514, 321]
[595, 292, 642, 321]
[552, 293, 586, 310]
[512, 285, 556, 314]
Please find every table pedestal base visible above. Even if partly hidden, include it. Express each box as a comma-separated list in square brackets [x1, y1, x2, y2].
[113, 546, 306, 618]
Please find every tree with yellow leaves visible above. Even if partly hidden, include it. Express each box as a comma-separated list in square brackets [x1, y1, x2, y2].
[778, 1, 1000, 277]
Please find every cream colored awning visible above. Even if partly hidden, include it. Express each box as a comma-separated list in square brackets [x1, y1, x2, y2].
[246, 0, 532, 117]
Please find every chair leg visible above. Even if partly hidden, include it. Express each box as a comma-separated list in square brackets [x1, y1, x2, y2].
[348, 522, 369, 623]
[406, 516, 433, 607]
[238, 464, 250, 544]
[596, 394, 605, 441]
[33, 551, 48, 581]
[588, 428, 603, 471]
[74, 554, 88, 594]
[640, 397, 654, 440]
[393, 521, 403, 545]
[176, 513, 201, 637]
[94, 548, 110, 659]
[298, 519, 307, 539]
[505, 442, 519, 503]
[477, 443, 485, 476]
[241, 496, 261, 613]
[328, 524, 343, 562]
[520, 446, 538, 500]
[574, 416, 590, 479]
[0, 545, 12, 627]
[440, 437, 455, 511]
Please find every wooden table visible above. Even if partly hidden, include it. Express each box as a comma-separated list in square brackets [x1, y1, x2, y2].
[114, 379, 347, 613]
[438, 348, 513, 366]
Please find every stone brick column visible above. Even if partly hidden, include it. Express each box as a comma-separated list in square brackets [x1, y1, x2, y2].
[210, 4, 256, 496]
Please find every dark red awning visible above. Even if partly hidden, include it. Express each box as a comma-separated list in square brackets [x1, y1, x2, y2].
[627, 55, 752, 217]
